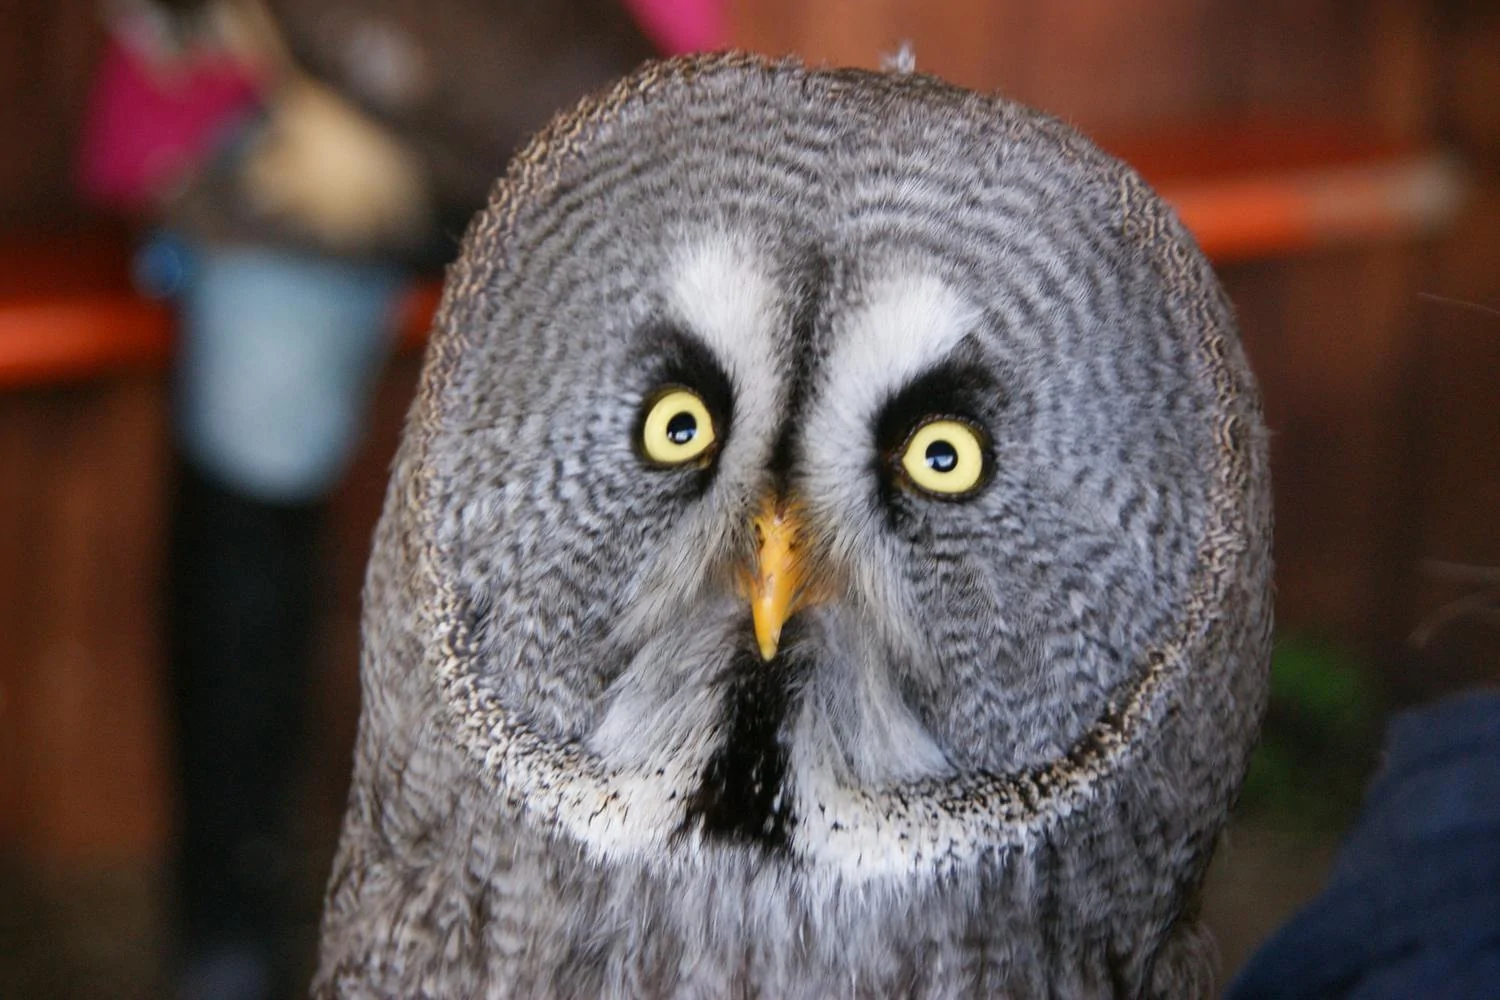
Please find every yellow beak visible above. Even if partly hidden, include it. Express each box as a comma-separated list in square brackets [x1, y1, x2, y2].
[748, 498, 808, 661]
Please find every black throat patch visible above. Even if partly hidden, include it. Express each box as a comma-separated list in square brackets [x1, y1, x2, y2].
[679, 645, 798, 849]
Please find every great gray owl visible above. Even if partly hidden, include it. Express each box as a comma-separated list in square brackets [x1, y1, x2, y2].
[315, 53, 1273, 999]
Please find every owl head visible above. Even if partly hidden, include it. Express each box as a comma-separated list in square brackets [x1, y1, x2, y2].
[323, 53, 1272, 996]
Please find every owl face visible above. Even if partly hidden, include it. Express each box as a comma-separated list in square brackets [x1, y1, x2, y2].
[414, 57, 1269, 885]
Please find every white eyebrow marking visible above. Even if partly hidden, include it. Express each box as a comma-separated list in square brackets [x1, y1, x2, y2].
[800, 272, 981, 508]
[665, 235, 783, 456]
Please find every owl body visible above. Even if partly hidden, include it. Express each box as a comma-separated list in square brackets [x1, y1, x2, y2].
[316, 55, 1272, 999]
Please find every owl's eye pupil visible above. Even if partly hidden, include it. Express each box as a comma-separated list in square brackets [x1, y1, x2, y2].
[898, 417, 987, 497]
[666, 412, 698, 444]
[641, 387, 717, 466]
[925, 440, 959, 473]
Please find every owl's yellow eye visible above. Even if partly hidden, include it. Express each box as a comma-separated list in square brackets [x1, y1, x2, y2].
[899, 418, 988, 497]
[641, 387, 718, 465]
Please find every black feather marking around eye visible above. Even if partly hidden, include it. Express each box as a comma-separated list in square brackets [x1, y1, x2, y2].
[678, 638, 802, 851]
[631, 321, 735, 492]
[872, 346, 1000, 514]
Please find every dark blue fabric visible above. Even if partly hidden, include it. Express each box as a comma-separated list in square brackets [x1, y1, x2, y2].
[1228, 690, 1500, 999]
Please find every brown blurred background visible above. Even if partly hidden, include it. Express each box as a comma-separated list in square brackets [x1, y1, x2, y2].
[2, 0, 1497, 996]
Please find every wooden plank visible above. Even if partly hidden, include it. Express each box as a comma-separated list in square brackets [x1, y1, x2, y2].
[0, 378, 171, 865]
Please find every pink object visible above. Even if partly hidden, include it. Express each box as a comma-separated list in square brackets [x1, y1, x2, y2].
[621, 0, 728, 55]
[76, 35, 263, 210]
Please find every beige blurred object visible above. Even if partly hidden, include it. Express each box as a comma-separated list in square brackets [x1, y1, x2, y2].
[220, 0, 433, 251]
[239, 75, 433, 251]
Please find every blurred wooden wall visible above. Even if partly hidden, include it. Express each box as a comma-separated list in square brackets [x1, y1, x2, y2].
[734, 0, 1430, 135]
[0, 0, 1496, 865]
[0, 0, 102, 226]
